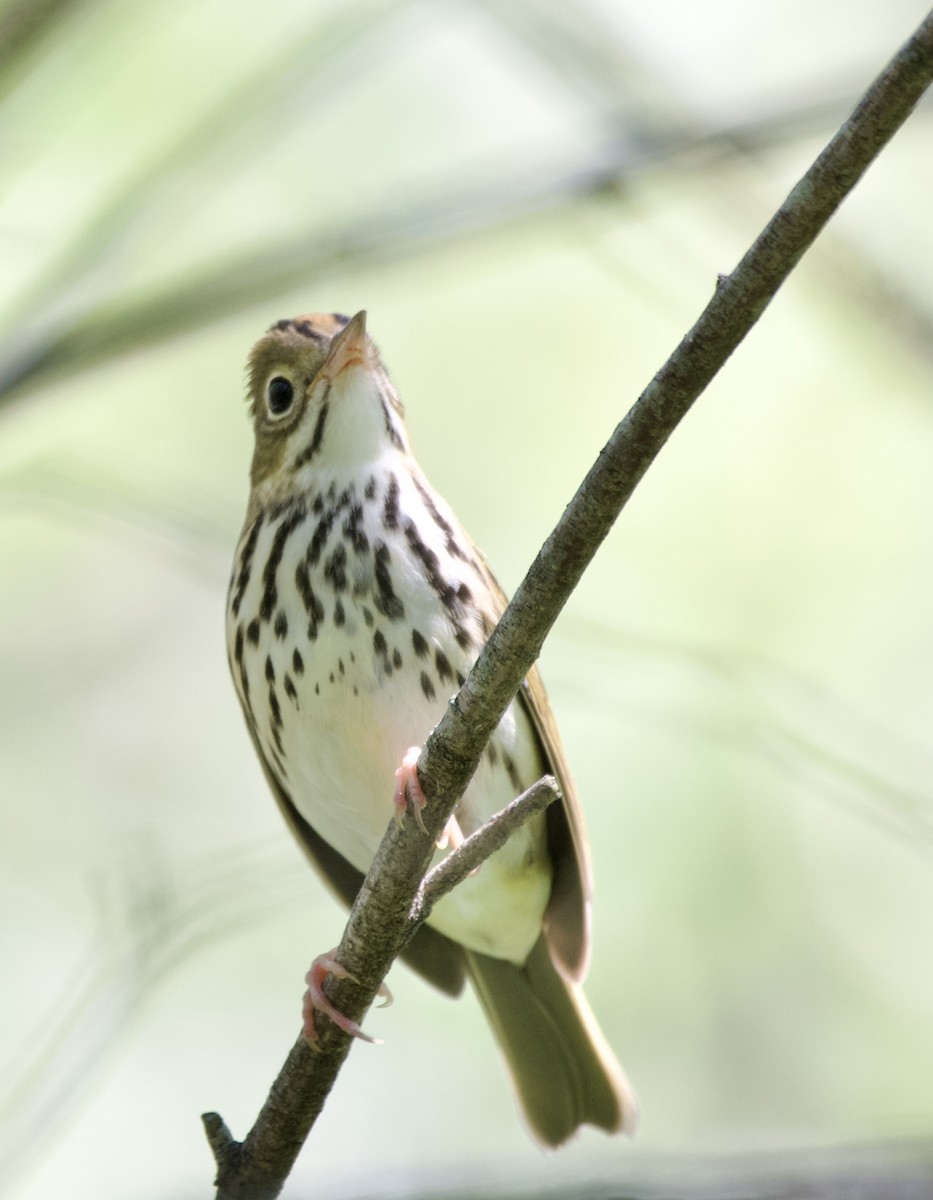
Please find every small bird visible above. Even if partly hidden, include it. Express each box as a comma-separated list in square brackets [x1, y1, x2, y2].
[226, 310, 638, 1145]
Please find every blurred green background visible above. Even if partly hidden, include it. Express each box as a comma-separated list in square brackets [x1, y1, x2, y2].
[2, 1, 933, 1197]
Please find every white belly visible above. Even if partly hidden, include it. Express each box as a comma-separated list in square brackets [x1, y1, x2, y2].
[228, 468, 551, 963]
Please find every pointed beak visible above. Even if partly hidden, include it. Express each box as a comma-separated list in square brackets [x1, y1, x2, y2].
[321, 310, 369, 381]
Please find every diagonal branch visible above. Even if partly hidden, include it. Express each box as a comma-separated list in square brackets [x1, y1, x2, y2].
[203, 11, 933, 1200]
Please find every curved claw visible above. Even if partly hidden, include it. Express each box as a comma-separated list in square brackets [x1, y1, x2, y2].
[394, 745, 428, 835]
[302, 949, 391, 1047]
[393, 747, 468, 853]
[436, 812, 465, 851]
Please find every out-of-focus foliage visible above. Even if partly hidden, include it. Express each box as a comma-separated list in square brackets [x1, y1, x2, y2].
[1, 1, 932, 1198]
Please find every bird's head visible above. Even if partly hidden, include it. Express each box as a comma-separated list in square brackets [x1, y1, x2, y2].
[245, 310, 409, 504]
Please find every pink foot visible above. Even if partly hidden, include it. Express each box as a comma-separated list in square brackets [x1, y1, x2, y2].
[393, 746, 466, 850]
[394, 746, 428, 834]
[435, 812, 466, 851]
[302, 948, 392, 1048]
[435, 810, 479, 874]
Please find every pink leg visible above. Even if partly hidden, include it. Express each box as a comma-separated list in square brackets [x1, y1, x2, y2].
[435, 812, 466, 850]
[302, 948, 392, 1048]
[394, 746, 428, 834]
[393, 746, 466, 849]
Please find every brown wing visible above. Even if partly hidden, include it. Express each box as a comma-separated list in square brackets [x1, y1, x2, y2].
[249, 731, 467, 997]
[479, 569, 592, 983]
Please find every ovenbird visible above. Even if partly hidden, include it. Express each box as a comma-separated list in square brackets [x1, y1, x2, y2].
[226, 310, 638, 1145]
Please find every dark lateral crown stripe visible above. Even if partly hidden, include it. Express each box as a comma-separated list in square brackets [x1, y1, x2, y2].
[272, 318, 325, 341]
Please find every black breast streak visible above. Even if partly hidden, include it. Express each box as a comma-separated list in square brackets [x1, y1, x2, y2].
[324, 543, 348, 591]
[307, 486, 356, 566]
[307, 508, 335, 566]
[295, 560, 325, 638]
[269, 684, 282, 729]
[372, 628, 393, 677]
[373, 541, 404, 620]
[402, 518, 479, 651]
[231, 511, 265, 618]
[502, 751, 523, 794]
[343, 502, 368, 554]
[403, 518, 464, 618]
[382, 473, 400, 530]
[260, 503, 308, 622]
[268, 693, 285, 759]
[231, 634, 259, 743]
[412, 475, 467, 561]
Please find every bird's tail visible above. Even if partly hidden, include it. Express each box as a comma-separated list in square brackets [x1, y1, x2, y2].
[464, 935, 639, 1146]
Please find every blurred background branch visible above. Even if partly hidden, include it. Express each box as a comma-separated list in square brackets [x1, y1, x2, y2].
[2, 1, 932, 402]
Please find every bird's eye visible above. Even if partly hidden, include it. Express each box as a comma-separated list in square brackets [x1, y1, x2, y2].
[266, 376, 295, 417]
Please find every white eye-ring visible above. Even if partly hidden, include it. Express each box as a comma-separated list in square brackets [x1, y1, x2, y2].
[266, 374, 295, 418]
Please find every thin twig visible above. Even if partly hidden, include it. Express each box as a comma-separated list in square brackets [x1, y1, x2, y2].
[205, 13, 933, 1199]
[414, 776, 561, 920]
